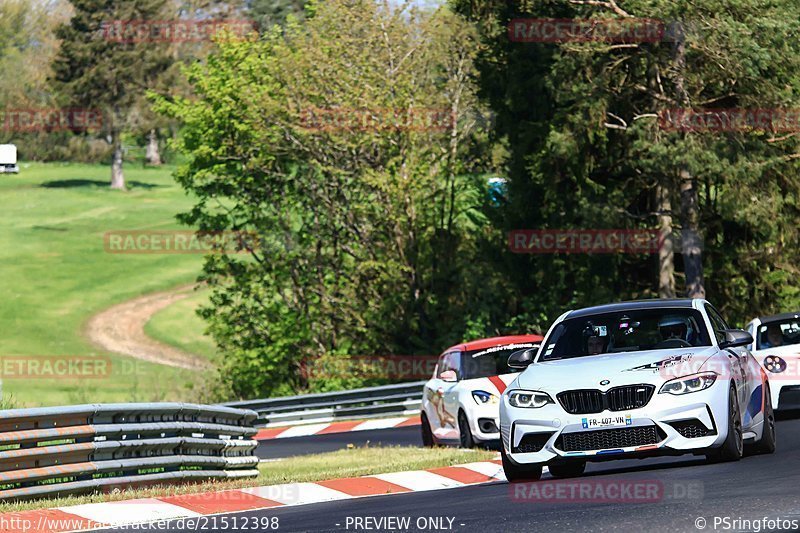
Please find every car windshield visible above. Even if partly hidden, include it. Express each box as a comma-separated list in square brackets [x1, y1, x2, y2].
[460, 343, 539, 378]
[756, 319, 800, 350]
[539, 308, 712, 361]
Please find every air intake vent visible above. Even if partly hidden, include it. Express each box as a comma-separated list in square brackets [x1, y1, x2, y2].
[668, 419, 716, 439]
[512, 432, 554, 454]
[556, 425, 662, 452]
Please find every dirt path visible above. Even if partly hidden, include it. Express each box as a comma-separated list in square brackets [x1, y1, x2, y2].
[85, 284, 212, 370]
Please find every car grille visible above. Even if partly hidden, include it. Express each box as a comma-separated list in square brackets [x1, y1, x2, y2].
[512, 432, 553, 454]
[557, 425, 661, 452]
[668, 420, 716, 439]
[557, 385, 655, 414]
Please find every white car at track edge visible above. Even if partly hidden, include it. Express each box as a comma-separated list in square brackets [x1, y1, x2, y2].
[746, 312, 800, 410]
[421, 335, 543, 448]
[500, 299, 775, 481]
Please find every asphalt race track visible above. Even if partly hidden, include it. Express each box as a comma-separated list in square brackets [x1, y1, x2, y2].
[256, 426, 422, 459]
[100, 415, 800, 533]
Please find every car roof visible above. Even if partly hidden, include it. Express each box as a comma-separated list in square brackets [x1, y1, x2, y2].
[444, 334, 543, 354]
[754, 311, 800, 325]
[565, 298, 699, 319]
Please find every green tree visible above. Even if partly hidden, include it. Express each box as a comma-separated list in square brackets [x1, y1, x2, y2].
[51, 0, 172, 188]
[453, 0, 800, 323]
[155, 0, 504, 398]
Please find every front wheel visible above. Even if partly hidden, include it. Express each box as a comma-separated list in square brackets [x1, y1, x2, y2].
[501, 444, 543, 482]
[707, 384, 743, 462]
[458, 411, 475, 448]
[421, 412, 435, 447]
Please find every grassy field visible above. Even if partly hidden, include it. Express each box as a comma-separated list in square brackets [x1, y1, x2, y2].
[0, 161, 213, 407]
[144, 289, 218, 362]
[0, 446, 496, 513]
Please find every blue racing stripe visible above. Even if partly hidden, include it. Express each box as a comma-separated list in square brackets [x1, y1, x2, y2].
[745, 384, 763, 425]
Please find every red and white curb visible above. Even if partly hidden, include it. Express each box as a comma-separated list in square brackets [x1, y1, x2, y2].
[0, 460, 505, 533]
[255, 416, 420, 440]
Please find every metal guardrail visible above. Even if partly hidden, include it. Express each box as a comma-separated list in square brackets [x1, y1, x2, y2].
[0, 403, 259, 501]
[224, 381, 426, 427]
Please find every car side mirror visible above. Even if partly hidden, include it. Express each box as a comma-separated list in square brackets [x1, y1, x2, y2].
[719, 329, 753, 349]
[508, 348, 537, 370]
[440, 370, 457, 382]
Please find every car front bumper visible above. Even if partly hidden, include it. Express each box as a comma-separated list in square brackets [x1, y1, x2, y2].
[501, 381, 730, 466]
[467, 401, 502, 443]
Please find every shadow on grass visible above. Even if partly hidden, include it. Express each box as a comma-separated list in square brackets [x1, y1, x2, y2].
[39, 179, 164, 190]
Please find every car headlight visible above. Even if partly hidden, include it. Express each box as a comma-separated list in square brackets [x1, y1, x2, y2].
[659, 372, 717, 395]
[507, 389, 553, 408]
[472, 390, 498, 405]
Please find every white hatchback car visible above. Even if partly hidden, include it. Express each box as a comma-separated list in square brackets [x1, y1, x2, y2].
[746, 312, 800, 410]
[500, 299, 774, 481]
[421, 335, 543, 448]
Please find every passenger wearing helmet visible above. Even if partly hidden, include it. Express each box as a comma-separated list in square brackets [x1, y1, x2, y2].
[658, 315, 695, 344]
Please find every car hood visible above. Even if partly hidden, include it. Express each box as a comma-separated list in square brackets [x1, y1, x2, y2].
[515, 346, 719, 391]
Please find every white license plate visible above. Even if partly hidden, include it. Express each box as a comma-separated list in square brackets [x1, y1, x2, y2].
[581, 414, 632, 429]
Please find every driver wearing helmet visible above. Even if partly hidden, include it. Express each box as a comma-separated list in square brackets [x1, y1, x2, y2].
[658, 315, 695, 344]
[586, 335, 607, 355]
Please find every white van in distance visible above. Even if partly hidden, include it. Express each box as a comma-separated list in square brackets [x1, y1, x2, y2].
[0, 144, 19, 173]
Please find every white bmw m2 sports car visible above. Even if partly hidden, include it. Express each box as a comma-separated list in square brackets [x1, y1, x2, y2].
[500, 299, 775, 481]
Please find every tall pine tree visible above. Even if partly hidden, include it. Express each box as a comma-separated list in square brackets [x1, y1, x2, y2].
[52, 0, 172, 189]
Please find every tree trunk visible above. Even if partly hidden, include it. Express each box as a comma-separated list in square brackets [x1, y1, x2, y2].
[679, 168, 705, 298]
[656, 182, 676, 298]
[145, 129, 162, 166]
[110, 130, 125, 190]
[672, 22, 705, 298]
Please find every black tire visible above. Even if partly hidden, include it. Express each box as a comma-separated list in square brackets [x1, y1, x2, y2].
[547, 461, 586, 479]
[421, 412, 435, 448]
[708, 384, 743, 462]
[501, 444, 543, 482]
[753, 383, 776, 454]
[458, 411, 475, 449]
